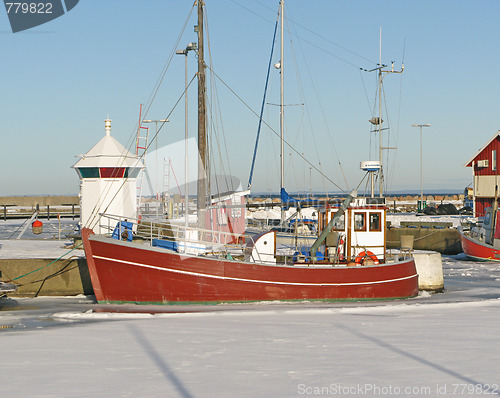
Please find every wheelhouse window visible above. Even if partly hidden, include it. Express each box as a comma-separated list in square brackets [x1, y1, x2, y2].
[484, 210, 492, 227]
[369, 212, 382, 231]
[354, 212, 366, 231]
[330, 212, 345, 231]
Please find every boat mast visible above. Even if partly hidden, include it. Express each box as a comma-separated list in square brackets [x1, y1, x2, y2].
[279, 0, 285, 224]
[378, 29, 383, 197]
[366, 28, 404, 198]
[197, 0, 207, 226]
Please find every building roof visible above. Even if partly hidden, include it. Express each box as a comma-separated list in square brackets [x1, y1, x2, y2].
[73, 119, 142, 169]
[464, 130, 500, 167]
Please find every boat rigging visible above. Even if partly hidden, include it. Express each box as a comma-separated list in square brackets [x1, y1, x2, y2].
[361, 29, 404, 198]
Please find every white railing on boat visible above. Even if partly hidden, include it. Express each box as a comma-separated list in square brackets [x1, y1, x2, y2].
[95, 213, 412, 266]
[97, 212, 258, 259]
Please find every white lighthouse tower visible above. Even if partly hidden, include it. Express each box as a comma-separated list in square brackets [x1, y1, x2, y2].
[73, 119, 142, 234]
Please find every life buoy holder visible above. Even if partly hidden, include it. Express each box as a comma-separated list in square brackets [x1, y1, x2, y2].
[355, 250, 380, 265]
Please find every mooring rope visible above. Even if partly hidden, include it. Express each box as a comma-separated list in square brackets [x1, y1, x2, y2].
[7, 243, 83, 283]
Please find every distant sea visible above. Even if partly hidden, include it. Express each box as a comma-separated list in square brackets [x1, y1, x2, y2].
[250, 190, 465, 199]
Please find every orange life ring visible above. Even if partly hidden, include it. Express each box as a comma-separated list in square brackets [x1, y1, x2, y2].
[355, 250, 380, 265]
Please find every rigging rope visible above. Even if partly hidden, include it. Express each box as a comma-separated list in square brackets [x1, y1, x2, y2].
[248, 16, 279, 190]
[139, 3, 196, 130]
[206, 65, 347, 194]
[387, 41, 406, 190]
[382, 81, 390, 193]
[205, 7, 239, 198]
[81, 3, 197, 230]
[355, 172, 370, 191]
[249, 1, 351, 195]
[83, 75, 197, 230]
[230, 0, 377, 69]
[278, 5, 350, 195]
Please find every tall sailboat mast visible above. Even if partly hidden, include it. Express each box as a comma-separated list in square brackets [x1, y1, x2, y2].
[197, 0, 207, 225]
[279, 0, 285, 224]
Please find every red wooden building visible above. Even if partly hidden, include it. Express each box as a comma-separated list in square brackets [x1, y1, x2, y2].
[465, 130, 500, 217]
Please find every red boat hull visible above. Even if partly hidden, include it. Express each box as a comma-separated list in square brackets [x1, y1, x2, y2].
[459, 228, 500, 262]
[81, 228, 419, 304]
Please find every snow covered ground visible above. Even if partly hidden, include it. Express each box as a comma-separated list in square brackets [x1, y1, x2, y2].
[0, 239, 79, 259]
[1, 255, 500, 397]
[386, 213, 466, 228]
[2, 213, 498, 397]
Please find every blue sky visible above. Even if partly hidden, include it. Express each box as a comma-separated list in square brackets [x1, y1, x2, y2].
[1, 0, 497, 196]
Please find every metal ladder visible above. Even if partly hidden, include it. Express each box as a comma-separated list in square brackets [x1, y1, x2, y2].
[135, 105, 149, 213]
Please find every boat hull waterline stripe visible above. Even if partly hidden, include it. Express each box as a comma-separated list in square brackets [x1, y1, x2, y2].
[93, 255, 417, 287]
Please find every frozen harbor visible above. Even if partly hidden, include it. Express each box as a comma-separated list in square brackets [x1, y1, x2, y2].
[0, 218, 79, 241]
[1, 254, 500, 397]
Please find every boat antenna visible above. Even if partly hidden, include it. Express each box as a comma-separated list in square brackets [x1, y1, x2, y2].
[361, 27, 403, 198]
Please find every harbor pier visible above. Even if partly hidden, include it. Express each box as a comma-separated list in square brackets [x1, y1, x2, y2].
[0, 240, 91, 297]
[0, 196, 80, 220]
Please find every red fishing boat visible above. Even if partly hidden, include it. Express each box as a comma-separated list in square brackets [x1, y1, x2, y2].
[459, 206, 500, 261]
[80, 1, 418, 304]
[81, 191, 419, 304]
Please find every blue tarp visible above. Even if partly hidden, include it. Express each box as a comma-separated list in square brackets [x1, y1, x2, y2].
[292, 246, 325, 263]
[152, 238, 178, 252]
